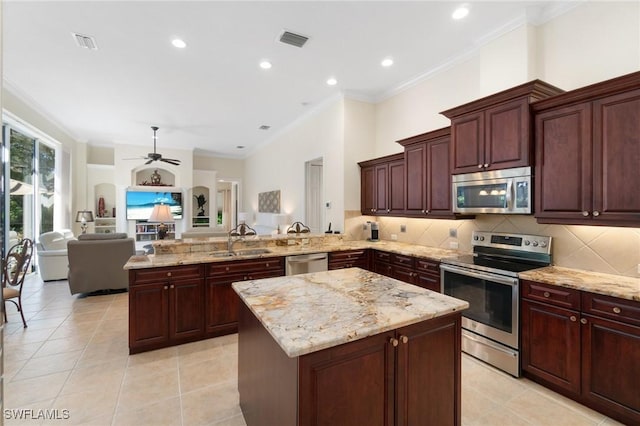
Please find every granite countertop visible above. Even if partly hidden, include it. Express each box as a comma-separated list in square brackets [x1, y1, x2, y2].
[123, 237, 459, 270]
[232, 267, 469, 358]
[519, 266, 640, 302]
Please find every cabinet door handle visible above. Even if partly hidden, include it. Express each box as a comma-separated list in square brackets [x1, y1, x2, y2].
[163, 285, 168, 290]
[483, 163, 489, 168]
[387, 209, 390, 212]
[400, 335, 409, 344]
[170, 284, 174, 289]
[421, 210, 426, 213]
[425, 210, 430, 214]
[582, 211, 590, 217]
[167, 272, 172, 277]
[580, 318, 587, 324]
[613, 307, 621, 314]
[570, 316, 577, 322]
[477, 164, 483, 169]
[389, 337, 399, 347]
[593, 211, 600, 217]
[265, 263, 270, 267]
[543, 291, 550, 298]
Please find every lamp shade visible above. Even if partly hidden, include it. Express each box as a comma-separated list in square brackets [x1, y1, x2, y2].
[149, 204, 174, 223]
[273, 214, 290, 227]
[75, 210, 94, 223]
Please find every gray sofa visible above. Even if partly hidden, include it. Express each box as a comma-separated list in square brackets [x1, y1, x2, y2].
[67, 233, 135, 295]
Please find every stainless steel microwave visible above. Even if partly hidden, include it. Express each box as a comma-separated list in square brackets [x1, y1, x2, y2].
[452, 167, 532, 214]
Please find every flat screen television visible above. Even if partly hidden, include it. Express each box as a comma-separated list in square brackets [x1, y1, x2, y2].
[126, 190, 183, 220]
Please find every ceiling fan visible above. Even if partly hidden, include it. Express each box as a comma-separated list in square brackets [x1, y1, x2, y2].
[125, 126, 181, 166]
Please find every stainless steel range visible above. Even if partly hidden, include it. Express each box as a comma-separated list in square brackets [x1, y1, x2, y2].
[440, 231, 552, 377]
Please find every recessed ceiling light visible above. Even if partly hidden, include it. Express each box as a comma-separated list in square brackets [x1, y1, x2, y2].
[326, 77, 338, 86]
[452, 5, 470, 20]
[259, 61, 272, 69]
[172, 39, 187, 48]
[381, 58, 394, 67]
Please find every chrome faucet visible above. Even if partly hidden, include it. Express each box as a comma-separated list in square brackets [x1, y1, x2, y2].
[227, 233, 244, 254]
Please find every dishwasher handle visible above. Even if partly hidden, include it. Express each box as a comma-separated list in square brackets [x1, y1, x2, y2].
[286, 254, 328, 263]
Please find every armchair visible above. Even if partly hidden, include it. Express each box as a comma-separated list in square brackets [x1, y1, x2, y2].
[36, 229, 76, 281]
[67, 233, 135, 295]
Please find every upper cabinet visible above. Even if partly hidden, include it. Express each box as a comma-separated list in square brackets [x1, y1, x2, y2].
[441, 81, 564, 174]
[359, 153, 404, 216]
[533, 71, 640, 227]
[397, 127, 461, 218]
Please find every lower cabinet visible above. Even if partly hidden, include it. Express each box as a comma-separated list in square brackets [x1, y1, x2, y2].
[521, 280, 640, 425]
[328, 249, 370, 270]
[373, 251, 441, 292]
[129, 264, 205, 354]
[205, 257, 284, 337]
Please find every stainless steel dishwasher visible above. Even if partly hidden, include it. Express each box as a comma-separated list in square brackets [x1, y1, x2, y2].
[285, 253, 328, 275]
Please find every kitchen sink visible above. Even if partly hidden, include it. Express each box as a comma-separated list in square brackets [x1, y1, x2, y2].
[209, 251, 235, 257]
[235, 248, 271, 256]
[209, 248, 271, 258]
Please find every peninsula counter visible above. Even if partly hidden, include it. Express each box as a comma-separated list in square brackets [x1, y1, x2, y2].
[232, 267, 469, 426]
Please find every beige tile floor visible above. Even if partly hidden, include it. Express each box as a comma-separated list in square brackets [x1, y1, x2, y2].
[2, 274, 626, 426]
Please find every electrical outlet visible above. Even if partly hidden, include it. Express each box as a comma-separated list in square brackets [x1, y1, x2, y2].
[449, 228, 457, 238]
[391, 234, 398, 241]
[400, 225, 406, 233]
[449, 241, 459, 249]
[363, 223, 368, 230]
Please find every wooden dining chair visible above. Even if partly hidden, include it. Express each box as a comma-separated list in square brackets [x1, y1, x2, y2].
[3, 238, 34, 327]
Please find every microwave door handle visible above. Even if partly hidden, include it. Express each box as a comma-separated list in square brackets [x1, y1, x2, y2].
[506, 180, 514, 210]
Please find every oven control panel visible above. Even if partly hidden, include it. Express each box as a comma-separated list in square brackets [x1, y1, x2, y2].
[472, 231, 552, 254]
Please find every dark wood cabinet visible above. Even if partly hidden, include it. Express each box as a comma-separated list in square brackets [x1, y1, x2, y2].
[521, 280, 640, 425]
[359, 153, 405, 216]
[533, 71, 640, 227]
[129, 264, 205, 354]
[398, 127, 462, 218]
[328, 250, 370, 270]
[442, 81, 563, 174]
[372, 251, 441, 293]
[206, 257, 284, 337]
[239, 300, 462, 426]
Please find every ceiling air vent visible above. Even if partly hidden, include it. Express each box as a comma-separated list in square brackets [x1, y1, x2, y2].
[259, 125, 271, 130]
[72, 32, 98, 50]
[279, 31, 309, 48]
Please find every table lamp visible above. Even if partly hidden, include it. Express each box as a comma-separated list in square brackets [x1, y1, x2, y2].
[75, 210, 94, 234]
[149, 204, 174, 239]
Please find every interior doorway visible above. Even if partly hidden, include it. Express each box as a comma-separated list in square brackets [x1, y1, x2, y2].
[305, 158, 323, 233]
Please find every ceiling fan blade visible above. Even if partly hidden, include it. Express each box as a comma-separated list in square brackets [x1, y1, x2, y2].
[161, 158, 181, 166]
[145, 159, 154, 165]
[122, 156, 147, 160]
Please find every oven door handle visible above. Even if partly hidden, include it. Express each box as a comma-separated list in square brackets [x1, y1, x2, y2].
[462, 330, 518, 357]
[440, 264, 519, 286]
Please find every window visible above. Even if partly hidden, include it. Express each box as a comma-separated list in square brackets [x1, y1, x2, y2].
[3, 116, 61, 251]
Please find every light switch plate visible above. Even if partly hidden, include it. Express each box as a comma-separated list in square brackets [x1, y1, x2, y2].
[449, 228, 457, 238]
[400, 225, 406, 233]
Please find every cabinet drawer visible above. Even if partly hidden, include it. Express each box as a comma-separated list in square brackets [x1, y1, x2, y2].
[392, 254, 415, 268]
[329, 250, 367, 262]
[132, 264, 203, 284]
[209, 269, 284, 285]
[415, 258, 440, 275]
[373, 250, 392, 263]
[207, 257, 284, 277]
[521, 280, 581, 310]
[582, 292, 640, 326]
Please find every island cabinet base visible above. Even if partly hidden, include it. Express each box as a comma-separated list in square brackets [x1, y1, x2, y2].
[238, 302, 462, 426]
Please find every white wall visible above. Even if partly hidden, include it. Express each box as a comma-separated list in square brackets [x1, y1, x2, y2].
[243, 97, 345, 232]
[343, 98, 376, 211]
[536, 1, 640, 90]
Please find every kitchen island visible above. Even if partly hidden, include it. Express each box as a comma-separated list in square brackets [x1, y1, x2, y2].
[233, 267, 469, 426]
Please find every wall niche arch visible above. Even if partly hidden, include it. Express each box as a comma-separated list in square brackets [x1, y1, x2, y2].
[131, 166, 176, 187]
